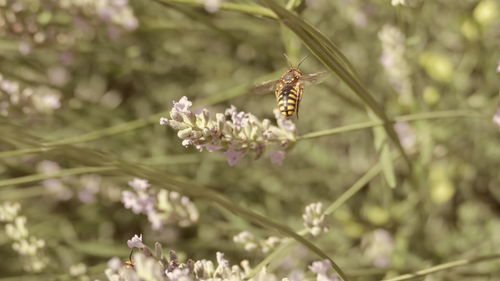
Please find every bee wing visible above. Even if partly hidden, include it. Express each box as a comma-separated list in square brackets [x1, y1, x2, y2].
[302, 71, 328, 85]
[252, 79, 279, 95]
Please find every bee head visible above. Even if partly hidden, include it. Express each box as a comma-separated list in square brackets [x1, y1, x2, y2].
[282, 68, 303, 83]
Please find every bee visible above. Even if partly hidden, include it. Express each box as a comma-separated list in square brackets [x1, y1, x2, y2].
[254, 55, 326, 118]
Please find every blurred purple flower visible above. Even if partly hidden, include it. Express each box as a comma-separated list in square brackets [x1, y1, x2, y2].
[78, 190, 97, 204]
[395, 121, 417, 152]
[309, 260, 331, 275]
[128, 178, 150, 192]
[107, 257, 122, 272]
[121, 178, 199, 230]
[361, 229, 394, 268]
[121, 190, 154, 214]
[309, 260, 339, 281]
[492, 104, 500, 127]
[223, 148, 244, 166]
[147, 210, 164, 230]
[204, 0, 223, 13]
[269, 150, 286, 165]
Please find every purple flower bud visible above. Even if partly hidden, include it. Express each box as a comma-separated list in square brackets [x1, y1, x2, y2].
[269, 150, 285, 165]
[173, 96, 192, 113]
[223, 148, 244, 166]
[181, 139, 192, 147]
[203, 143, 222, 152]
[170, 110, 183, 122]
[166, 120, 186, 130]
[160, 117, 169, 125]
[127, 234, 145, 249]
[177, 128, 193, 139]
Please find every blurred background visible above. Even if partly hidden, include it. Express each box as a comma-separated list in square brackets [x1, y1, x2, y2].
[0, 0, 500, 280]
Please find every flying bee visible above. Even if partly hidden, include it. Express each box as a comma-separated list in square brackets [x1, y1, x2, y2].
[254, 55, 327, 118]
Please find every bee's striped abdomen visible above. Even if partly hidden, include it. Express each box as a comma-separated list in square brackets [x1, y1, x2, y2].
[277, 85, 299, 117]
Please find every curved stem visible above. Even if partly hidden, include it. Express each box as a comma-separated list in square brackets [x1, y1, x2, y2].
[0, 166, 116, 188]
[382, 254, 500, 281]
[0, 147, 52, 159]
[324, 162, 383, 215]
[298, 110, 481, 140]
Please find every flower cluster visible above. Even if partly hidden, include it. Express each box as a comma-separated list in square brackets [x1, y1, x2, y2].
[361, 229, 395, 268]
[0, 0, 138, 54]
[378, 25, 413, 106]
[160, 96, 296, 166]
[105, 235, 344, 281]
[0, 74, 62, 117]
[105, 235, 284, 281]
[302, 202, 330, 236]
[0, 202, 48, 272]
[36, 160, 122, 203]
[121, 178, 199, 230]
[233, 231, 282, 253]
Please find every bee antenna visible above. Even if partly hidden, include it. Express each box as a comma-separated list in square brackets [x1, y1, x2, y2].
[297, 55, 309, 68]
[282, 53, 293, 68]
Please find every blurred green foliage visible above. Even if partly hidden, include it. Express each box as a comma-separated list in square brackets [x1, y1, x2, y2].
[0, 0, 500, 280]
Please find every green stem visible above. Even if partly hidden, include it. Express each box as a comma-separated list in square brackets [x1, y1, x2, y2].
[0, 147, 52, 158]
[0, 166, 116, 188]
[45, 114, 162, 146]
[324, 162, 383, 215]
[0, 186, 47, 200]
[154, 0, 277, 19]
[382, 254, 500, 281]
[0, 110, 479, 160]
[298, 110, 480, 140]
[248, 161, 384, 278]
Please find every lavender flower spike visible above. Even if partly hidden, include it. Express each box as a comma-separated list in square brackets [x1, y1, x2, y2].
[160, 96, 296, 166]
